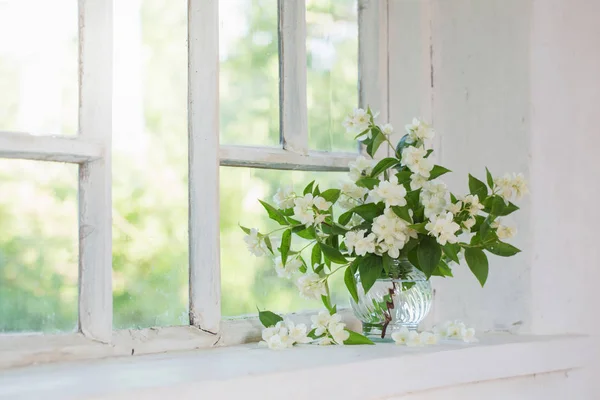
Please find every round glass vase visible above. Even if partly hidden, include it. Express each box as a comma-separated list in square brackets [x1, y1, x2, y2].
[350, 257, 433, 341]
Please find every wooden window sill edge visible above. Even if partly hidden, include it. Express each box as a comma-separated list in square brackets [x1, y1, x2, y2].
[0, 334, 594, 399]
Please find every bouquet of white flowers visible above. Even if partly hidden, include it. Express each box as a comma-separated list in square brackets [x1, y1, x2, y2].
[243, 107, 527, 345]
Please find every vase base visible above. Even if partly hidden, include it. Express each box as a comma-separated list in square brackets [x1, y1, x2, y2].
[362, 323, 419, 340]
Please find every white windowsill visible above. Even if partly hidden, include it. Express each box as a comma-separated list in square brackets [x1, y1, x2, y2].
[0, 334, 591, 400]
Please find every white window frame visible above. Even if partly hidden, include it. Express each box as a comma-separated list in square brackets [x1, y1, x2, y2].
[0, 0, 389, 368]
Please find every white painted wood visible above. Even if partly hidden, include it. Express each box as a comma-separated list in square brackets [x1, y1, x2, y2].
[0, 131, 103, 163]
[0, 310, 359, 369]
[188, 0, 221, 334]
[77, 0, 113, 343]
[386, 1, 433, 149]
[220, 145, 358, 171]
[278, 0, 308, 154]
[0, 335, 593, 399]
[358, 0, 389, 157]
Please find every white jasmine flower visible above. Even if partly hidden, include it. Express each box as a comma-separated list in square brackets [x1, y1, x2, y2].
[410, 173, 428, 190]
[274, 256, 302, 279]
[401, 146, 434, 178]
[462, 217, 476, 231]
[422, 196, 448, 219]
[420, 331, 440, 345]
[348, 156, 375, 181]
[338, 197, 356, 210]
[344, 230, 362, 254]
[381, 123, 394, 135]
[318, 337, 333, 346]
[313, 196, 332, 211]
[463, 194, 484, 216]
[391, 327, 410, 345]
[293, 193, 315, 225]
[425, 212, 460, 245]
[263, 334, 288, 350]
[372, 208, 410, 258]
[341, 181, 368, 200]
[329, 322, 350, 345]
[272, 186, 295, 209]
[296, 273, 327, 300]
[311, 310, 332, 336]
[497, 224, 517, 240]
[314, 213, 327, 224]
[406, 331, 423, 347]
[494, 173, 529, 202]
[286, 320, 311, 344]
[261, 326, 278, 341]
[447, 201, 463, 214]
[354, 232, 377, 256]
[244, 228, 268, 257]
[462, 327, 478, 343]
[343, 108, 371, 135]
[369, 175, 407, 208]
[405, 118, 435, 143]
[511, 173, 528, 199]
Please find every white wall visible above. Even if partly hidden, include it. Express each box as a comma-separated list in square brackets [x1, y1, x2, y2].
[388, 0, 600, 396]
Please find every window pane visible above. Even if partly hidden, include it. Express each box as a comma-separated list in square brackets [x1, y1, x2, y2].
[221, 167, 348, 316]
[306, 0, 358, 152]
[0, 160, 78, 333]
[112, 0, 188, 329]
[219, 0, 279, 147]
[0, 1, 78, 135]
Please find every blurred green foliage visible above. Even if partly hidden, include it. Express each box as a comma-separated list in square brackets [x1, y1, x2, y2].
[0, 0, 357, 333]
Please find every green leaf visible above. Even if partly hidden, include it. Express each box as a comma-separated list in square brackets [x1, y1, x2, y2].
[470, 215, 486, 232]
[486, 167, 494, 189]
[405, 189, 422, 210]
[464, 247, 489, 286]
[442, 243, 460, 264]
[391, 205, 412, 223]
[313, 184, 320, 196]
[321, 295, 336, 314]
[292, 226, 316, 240]
[338, 210, 353, 225]
[485, 241, 521, 257]
[450, 193, 458, 203]
[468, 174, 488, 201]
[432, 259, 453, 277]
[395, 170, 412, 185]
[263, 236, 274, 255]
[371, 157, 400, 178]
[351, 203, 384, 222]
[417, 236, 442, 278]
[344, 266, 360, 303]
[307, 328, 320, 340]
[311, 244, 322, 268]
[396, 134, 411, 159]
[359, 255, 383, 293]
[319, 242, 348, 264]
[497, 202, 519, 216]
[258, 310, 283, 328]
[303, 181, 315, 195]
[239, 225, 251, 234]
[382, 253, 394, 275]
[366, 129, 386, 157]
[258, 200, 289, 226]
[355, 177, 380, 190]
[344, 329, 375, 345]
[408, 222, 428, 234]
[280, 229, 292, 264]
[429, 165, 451, 180]
[319, 189, 341, 204]
[483, 196, 506, 216]
[480, 217, 493, 241]
[322, 223, 348, 235]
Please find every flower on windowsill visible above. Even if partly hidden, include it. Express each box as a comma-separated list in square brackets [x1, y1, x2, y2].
[392, 327, 440, 346]
[434, 320, 478, 343]
[243, 105, 528, 349]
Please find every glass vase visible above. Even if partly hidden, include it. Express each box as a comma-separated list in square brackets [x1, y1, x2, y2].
[350, 257, 432, 340]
